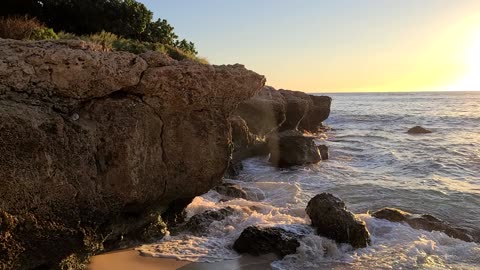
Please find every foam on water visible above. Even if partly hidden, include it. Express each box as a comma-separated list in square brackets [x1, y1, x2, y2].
[138, 92, 480, 268]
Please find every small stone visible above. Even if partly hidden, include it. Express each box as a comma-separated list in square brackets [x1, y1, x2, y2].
[71, 113, 79, 121]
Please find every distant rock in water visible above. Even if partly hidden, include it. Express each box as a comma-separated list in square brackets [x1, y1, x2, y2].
[407, 126, 432, 134]
[268, 130, 321, 167]
[306, 193, 371, 248]
[233, 226, 301, 257]
[372, 208, 478, 242]
[213, 183, 247, 199]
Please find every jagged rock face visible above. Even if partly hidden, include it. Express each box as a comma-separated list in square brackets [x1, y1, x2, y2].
[0, 39, 265, 269]
[233, 226, 300, 258]
[372, 208, 478, 243]
[299, 95, 332, 132]
[234, 86, 286, 136]
[277, 90, 310, 131]
[306, 193, 371, 248]
[268, 130, 321, 167]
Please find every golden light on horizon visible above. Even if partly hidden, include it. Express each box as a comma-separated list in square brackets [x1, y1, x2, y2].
[447, 30, 480, 91]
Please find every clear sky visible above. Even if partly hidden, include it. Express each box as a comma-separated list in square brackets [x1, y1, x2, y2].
[141, 0, 480, 92]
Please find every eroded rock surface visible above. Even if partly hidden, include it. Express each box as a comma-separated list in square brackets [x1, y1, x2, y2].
[372, 208, 478, 242]
[0, 39, 265, 269]
[306, 193, 371, 248]
[268, 130, 321, 167]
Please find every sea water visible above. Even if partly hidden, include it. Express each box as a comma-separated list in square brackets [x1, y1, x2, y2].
[139, 91, 480, 269]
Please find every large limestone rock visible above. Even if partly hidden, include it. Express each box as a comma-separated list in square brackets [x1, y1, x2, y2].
[306, 193, 371, 248]
[233, 226, 300, 258]
[278, 89, 332, 133]
[299, 95, 332, 132]
[0, 39, 265, 269]
[234, 86, 286, 136]
[372, 208, 478, 242]
[268, 130, 321, 167]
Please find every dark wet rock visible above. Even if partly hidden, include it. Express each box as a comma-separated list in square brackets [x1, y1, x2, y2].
[306, 193, 371, 248]
[318, 145, 329, 160]
[268, 130, 321, 167]
[407, 126, 432, 134]
[233, 226, 300, 257]
[372, 208, 477, 242]
[213, 183, 247, 199]
[235, 86, 286, 136]
[183, 207, 235, 236]
[224, 161, 244, 179]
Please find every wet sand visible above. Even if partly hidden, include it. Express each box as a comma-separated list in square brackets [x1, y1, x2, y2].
[89, 249, 276, 270]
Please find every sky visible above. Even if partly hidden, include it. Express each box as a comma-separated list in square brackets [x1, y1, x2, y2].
[141, 0, 480, 92]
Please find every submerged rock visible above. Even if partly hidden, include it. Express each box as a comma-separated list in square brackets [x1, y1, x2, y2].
[233, 226, 300, 257]
[306, 193, 371, 248]
[372, 208, 477, 242]
[183, 207, 235, 236]
[213, 183, 247, 199]
[0, 39, 265, 269]
[268, 130, 321, 167]
[318, 145, 329, 160]
[407, 126, 432, 134]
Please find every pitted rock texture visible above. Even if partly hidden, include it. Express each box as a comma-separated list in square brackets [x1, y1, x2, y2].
[0, 39, 265, 270]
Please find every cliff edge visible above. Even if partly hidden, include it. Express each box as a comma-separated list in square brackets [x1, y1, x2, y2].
[0, 39, 265, 269]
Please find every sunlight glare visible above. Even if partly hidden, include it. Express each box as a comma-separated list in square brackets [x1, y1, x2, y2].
[449, 31, 480, 90]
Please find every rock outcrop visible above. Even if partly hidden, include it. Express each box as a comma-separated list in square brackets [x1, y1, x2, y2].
[182, 207, 235, 236]
[233, 226, 300, 257]
[372, 208, 478, 242]
[0, 39, 265, 269]
[407, 126, 432, 134]
[227, 86, 331, 172]
[268, 130, 321, 167]
[306, 193, 371, 248]
[213, 183, 248, 199]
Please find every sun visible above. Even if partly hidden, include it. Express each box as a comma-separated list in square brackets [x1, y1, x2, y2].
[449, 32, 480, 91]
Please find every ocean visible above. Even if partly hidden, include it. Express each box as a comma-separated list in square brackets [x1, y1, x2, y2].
[139, 91, 480, 269]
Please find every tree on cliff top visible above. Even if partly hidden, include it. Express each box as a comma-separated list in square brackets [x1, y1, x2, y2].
[0, 0, 198, 55]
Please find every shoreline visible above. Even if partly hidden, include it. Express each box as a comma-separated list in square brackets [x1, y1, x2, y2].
[89, 249, 277, 270]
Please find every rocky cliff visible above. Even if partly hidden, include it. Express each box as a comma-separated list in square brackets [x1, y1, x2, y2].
[0, 39, 265, 269]
[227, 86, 332, 173]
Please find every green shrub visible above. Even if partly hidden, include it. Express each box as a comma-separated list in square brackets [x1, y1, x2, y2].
[31, 27, 58, 40]
[86, 31, 118, 51]
[57, 31, 80, 40]
[0, 16, 57, 40]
